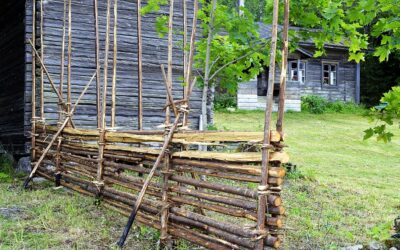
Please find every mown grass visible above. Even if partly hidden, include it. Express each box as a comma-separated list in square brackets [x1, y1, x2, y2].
[215, 110, 400, 249]
[0, 176, 161, 249]
[1, 110, 399, 249]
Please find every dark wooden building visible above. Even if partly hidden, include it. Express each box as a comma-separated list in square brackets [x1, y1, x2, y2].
[238, 23, 361, 111]
[0, 0, 201, 156]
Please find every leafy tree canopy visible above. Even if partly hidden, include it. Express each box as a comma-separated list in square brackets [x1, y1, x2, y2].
[195, 0, 270, 94]
[264, 0, 400, 63]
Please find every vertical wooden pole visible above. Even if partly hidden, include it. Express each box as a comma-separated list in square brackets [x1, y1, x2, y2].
[94, 0, 101, 128]
[160, 149, 171, 244]
[40, 0, 44, 119]
[183, 0, 198, 126]
[97, 0, 112, 191]
[67, 0, 72, 127]
[165, 0, 174, 125]
[59, 0, 67, 124]
[55, 136, 62, 186]
[182, 0, 187, 100]
[276, 0, 290, 134]
[111, 0, 118, 127]
[137, 0, 143, 130]
[31, 0, 37, 162]
[257, 0, 279, 249]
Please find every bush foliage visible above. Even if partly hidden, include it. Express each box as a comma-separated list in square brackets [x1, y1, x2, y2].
[214, 92, 237, 110]
[301, 95, 364, 114]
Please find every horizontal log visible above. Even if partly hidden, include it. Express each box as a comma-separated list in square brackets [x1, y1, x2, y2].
[169, 175, 257, 198]
[40, 124, 282, 143]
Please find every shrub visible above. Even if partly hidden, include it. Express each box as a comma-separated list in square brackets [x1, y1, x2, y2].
[301, 95, 328, 114]
[0, 153, 14, 182]
[214, 92, 237, 110]
[301, 95, 365, 114]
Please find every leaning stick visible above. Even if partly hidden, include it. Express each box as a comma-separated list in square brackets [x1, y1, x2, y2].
[28, 40, 76, 128]
[161, 64, 178, 116]
[276, 0, 290, 133]
[257, 0, 280, 249]
[23, 71, 97, 189]
[111, 0, 118, 127]
[117, 112, 182, 248]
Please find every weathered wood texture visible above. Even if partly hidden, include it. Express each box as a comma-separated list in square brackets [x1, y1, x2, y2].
[0, 1, 27, 155]
[18, 0, 202, 154]
[33, 125, 287, 249]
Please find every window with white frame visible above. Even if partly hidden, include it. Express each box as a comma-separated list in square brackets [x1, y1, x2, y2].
[289, 60, 306, 83]
[322, 63, 338, 85]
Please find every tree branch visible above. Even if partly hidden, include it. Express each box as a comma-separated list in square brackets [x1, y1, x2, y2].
[208, 44, 266, 82]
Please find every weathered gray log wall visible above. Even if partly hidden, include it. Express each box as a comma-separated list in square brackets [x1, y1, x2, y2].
[0, 1, 26, 155]
[238, 47, 358, 111]
[23, 0, 202, 154]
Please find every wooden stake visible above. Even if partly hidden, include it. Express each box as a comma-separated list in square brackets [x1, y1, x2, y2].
[40, 0, 44, 119]
[257, 0, 279, 249]
[97, 0, 112, 189]
[276, 0, 290, 133]
[183, 0, 198, 126]
[67, 0, 72, 127]
[160, 149, 171, 243]
[117, 112, 182, 248]
[24, 71, 97, 189]
[137, 0, 143, 130]
[94, 0, 101, 128]
[31, 0, 37, 162]
[182, 0, 187, 100]
[167, 0, 174, 123]
[111, 0, 118, 127]
[59, 0, 67, 124]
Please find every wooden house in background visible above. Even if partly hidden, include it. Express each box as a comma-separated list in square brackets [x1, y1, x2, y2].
[237, 23, 361, 111]
[0, 0, 201, 156]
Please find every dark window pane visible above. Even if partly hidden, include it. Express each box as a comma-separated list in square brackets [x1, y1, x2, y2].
[324, 64, 329, 71]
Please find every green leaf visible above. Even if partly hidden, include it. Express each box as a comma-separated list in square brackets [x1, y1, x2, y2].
[363, 128, 374, 140]
[373, 46, 391, 62]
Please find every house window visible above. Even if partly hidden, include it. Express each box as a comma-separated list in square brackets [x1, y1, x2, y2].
[322, 63, 338, 85]
[289, 61, 306, 83]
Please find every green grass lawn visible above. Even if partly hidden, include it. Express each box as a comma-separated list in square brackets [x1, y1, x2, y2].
[215, 110, 400, 249]
[0, 110, 399, 249]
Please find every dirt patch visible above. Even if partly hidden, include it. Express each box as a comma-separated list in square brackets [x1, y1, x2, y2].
[0, 206, 28, 220]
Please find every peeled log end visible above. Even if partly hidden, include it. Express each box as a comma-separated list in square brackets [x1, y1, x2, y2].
[265, 235, 281, 248]
[266, 217, 283, 228]
[267, 195, 282, 207]
[268, 205, 285, 215]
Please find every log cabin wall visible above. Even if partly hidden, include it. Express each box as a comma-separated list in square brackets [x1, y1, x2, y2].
[0, 1, 27, 155]
[22, 0, 202, 154]
[299, 47, 357, 102]
[237, 47, 359, 111]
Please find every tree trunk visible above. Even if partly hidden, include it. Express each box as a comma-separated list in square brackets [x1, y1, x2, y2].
[206, 84, 215, 125]
[202, 0, 217, 130]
